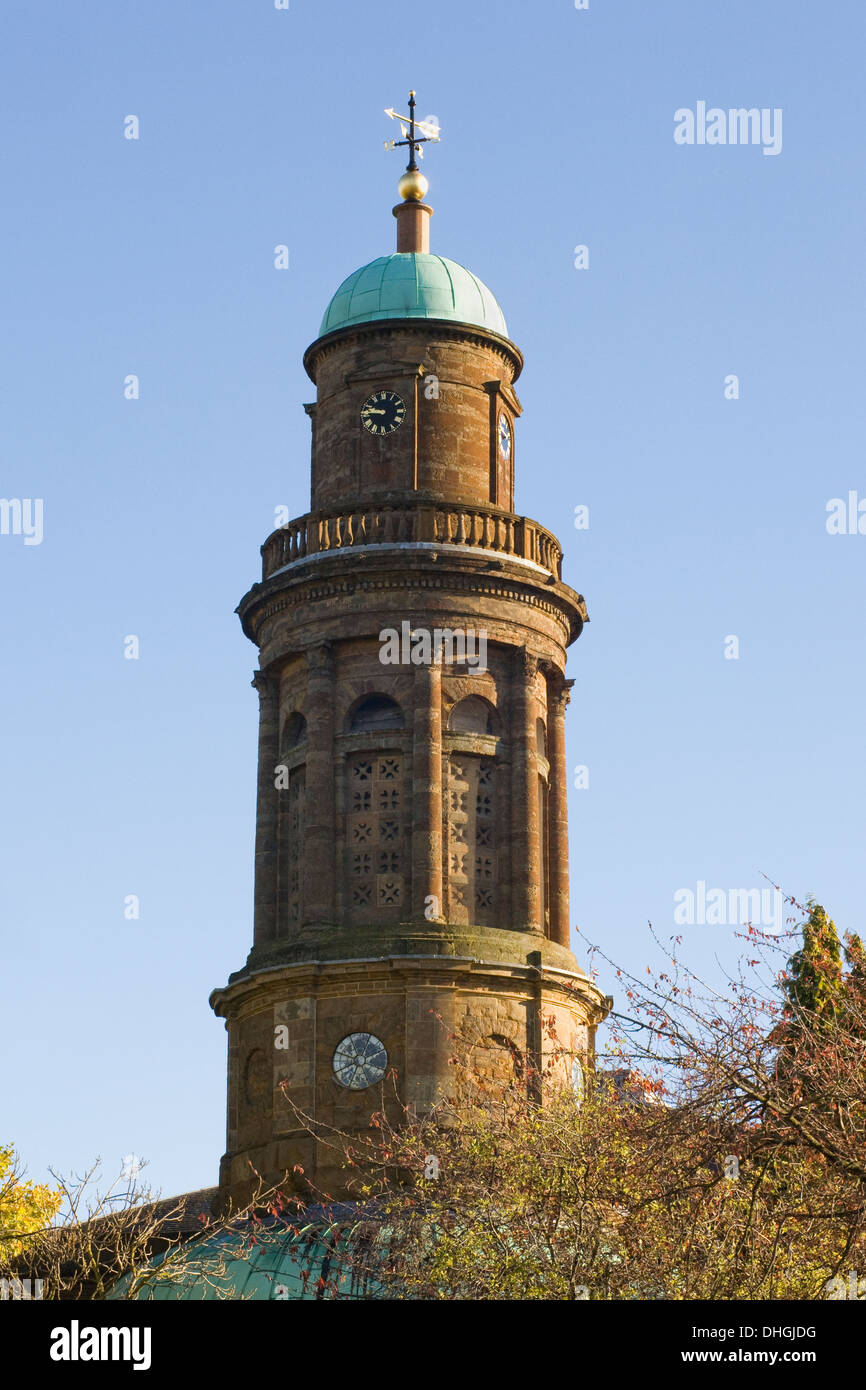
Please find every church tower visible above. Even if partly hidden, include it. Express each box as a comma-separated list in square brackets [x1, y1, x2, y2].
[211, 97, 609, 1208]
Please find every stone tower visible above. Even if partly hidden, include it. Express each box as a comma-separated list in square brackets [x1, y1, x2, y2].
[211, 112, 609, 1207]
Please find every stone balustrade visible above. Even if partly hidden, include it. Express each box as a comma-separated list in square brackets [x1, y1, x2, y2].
[261, 503, 563, 581]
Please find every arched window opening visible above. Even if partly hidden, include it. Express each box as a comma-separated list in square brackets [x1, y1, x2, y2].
[348, 694, 404, 734]
[449, 695, 496, 736]
[471, 1033, 524, 1087]
[282, 711, 307, 750]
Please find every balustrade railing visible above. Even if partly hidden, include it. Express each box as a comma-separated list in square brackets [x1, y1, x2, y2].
[261, 503, 563, 582]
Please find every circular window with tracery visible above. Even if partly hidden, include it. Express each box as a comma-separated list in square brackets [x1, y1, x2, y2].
[332, 1033, 388, 1090]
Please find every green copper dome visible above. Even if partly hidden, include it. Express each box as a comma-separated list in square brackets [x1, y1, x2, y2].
[319, 253, 508, 338]
[107, 1208, 384, 1301]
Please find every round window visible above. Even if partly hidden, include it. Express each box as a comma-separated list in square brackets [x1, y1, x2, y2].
[332, 1033, 388, 1090]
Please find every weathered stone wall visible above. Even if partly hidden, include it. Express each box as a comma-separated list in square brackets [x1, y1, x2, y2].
[304, 321, 523, 512]
[214, 959, 602, 1209]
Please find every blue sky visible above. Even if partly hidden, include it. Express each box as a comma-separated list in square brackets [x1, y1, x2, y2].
[1, 0, 864, 1199]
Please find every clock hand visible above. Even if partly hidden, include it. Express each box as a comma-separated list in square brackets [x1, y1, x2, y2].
[362, 408, 387, 415]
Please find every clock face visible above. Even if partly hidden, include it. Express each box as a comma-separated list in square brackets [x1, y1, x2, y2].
[361, 389, 406, 437]
[332, 1032, 388, 1090]
[498, 412, 512, 460]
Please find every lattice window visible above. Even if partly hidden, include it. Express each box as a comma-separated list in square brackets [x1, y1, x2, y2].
[347, 754, 406, 920]
[538, 773, 550, 936]
[446, 755, 498, 925]
[277, 764, 305, 929]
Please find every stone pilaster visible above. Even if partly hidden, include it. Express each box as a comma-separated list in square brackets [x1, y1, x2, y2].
[412, 658, 443, 921]
[303, 644, 336, 926]
[547, 676, 573, 950]
[252, 670, 280, 946]
[511, 649, 541, 933]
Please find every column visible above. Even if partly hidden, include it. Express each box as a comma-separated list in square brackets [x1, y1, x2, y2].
[412, 659, 443, 921]
[302, 644, 336, 926]
[252, 671, 279, 946]
[547, 676, 574, 949]
[510, 648, 541, 933]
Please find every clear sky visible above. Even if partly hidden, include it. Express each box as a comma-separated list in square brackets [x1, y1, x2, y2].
[2, 0, 864, 1200]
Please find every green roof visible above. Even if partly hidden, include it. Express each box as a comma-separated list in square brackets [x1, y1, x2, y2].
[319, 253, 508, 338]
[107, 1209, 383, 1301]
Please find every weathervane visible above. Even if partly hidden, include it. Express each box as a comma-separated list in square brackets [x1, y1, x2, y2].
[384, 91, 441, 172]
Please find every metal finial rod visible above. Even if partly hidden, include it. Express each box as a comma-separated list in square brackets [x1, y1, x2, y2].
[384, 91, 441, 170]
[407, 91, 417, 171]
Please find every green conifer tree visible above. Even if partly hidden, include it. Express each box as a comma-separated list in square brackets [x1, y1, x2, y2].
[782, 898, 843, 1030]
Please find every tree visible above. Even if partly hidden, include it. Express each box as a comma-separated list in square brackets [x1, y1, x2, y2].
[278, 893, 866, 1300]
[843, 930, 866, 1006]
[0, 1153, 294, 1300]
[781, 898, 844, 1033]
[0, 1144, 62, 1264]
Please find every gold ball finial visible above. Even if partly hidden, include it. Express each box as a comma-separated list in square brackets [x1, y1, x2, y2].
[398, 168, 428, 202]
